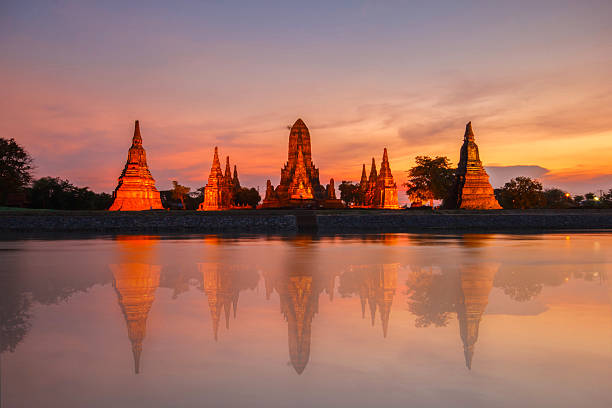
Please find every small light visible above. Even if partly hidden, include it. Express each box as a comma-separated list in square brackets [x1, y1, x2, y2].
[565, 193, 571, 198]
[594, 196, 600, 201]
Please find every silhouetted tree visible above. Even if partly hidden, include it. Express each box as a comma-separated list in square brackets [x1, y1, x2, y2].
[495, 177, 544, 209]
[171, 181, 190, 210]
[543, 188, 573, 209]
[338, 181, 362, 205]
[233, 187, 261, 208]
[0, 138, 34, 205]
[404, 156, 454, 207]
[28, 177, 112, 210]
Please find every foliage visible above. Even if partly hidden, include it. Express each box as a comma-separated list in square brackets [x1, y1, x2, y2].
[494, 176, 544, 209]
[233, 187, 261, 208]
[171, 181, 190, 210]
[542, 188, 574, 209]
[28, 177, 112, 210]
[338, 181, 362, 205]
[404, 270, 458, 328]
[0, 274, 31, 353]
[404, 156, 454, 207]
[0, 138, 34, 204]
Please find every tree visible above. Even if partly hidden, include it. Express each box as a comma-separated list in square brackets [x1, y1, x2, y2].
[404, 156, 454, 207]
[233, 187, 261, 208]
[338, 181, 362, 205]
[495, 177, 544, 209]
[0, 138, 34, 204]
[573, 195, 584, 204]
[171, 181, 190, 210]
[543, 188, 573, 209]
[28, 177, 111, 210]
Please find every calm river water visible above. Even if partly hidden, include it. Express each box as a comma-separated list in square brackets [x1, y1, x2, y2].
[1, 233, 611, 408]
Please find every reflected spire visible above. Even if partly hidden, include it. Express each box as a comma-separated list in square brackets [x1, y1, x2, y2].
[456, 263, 499, 370]
[111, 262, 160, 374]
[200, 263, 235, 341]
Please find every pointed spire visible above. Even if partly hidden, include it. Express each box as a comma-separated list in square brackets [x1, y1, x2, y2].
[360, 164, 368, 185]
[369, 298, 377, 326]
[212, 315, 220, 342]
[212, 146, 221, 168]
[381, 312, 390, 338]
[360, 295, 366, 318]
[225, 156, 231, 179]
[224, 302, 231, 330]
[232, 292, 239, 319]
[369, 158, 377, 182]
[382, 147, 389, 164]
[465, 344, 474, 370]
[132, 120, 142, 146]
[233, 165, 240, 188]
[464, 121, 475, 141]
[132, 343, 142, 374]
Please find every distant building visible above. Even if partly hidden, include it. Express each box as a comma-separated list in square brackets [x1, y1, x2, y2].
[108, 120, 164, 211]
[261, 119, 343, 209]
[198, 147, 240, 211]
[447, 122, 501, 209]
[355, 148, 400, 209]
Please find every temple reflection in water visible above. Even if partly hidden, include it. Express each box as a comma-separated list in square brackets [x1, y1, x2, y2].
[110, 236, 161, 374]
[2, 234, 609, 386]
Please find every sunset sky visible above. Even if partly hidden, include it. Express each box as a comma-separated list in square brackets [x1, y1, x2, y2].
[2, 1, 611, 200]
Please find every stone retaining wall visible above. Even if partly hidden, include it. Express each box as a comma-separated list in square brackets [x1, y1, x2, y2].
[0, 213, 297, 232]
[316, 213, 612, 232]
[2, 211, 612, 233]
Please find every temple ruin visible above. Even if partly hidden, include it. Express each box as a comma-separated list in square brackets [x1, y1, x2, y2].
[261, 119, 343, 208]
[108, 120, 164, 211]
[448, 122, 502, 209]
[355, 148, 400, 209]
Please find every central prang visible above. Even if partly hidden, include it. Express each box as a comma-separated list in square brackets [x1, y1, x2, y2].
[262, 118, 343, 208]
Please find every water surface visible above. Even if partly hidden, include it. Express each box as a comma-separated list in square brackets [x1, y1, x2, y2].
[1, 233, 611, 408]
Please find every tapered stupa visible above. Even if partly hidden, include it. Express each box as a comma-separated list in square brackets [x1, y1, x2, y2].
[111, 263, 160, 374]
[449, 122, 501, 209]
[108, 121, 164, 211]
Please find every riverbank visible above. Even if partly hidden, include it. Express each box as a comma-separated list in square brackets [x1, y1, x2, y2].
[2, 209, 612, 233]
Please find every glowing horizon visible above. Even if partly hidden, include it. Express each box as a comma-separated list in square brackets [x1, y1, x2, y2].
[2, 1, 611, 200]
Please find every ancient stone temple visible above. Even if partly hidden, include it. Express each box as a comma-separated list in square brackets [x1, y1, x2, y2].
[323, 178, 345, 209]
[198, 147, 237, 211]
[448, 122, 501, 209]
[261, 119, 343, 208]
[357, 149, 400, 209]
[108, 120, 164, 211]
[111, 263, 160, 374]
[456, 263, 498, 369]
